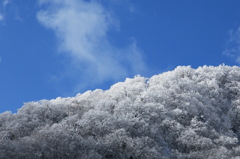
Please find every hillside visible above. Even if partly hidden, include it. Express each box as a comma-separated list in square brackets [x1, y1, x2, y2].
[1, 65, 240, 159]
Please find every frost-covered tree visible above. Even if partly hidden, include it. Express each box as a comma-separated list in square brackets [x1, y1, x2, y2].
[1, 65, 240, 158]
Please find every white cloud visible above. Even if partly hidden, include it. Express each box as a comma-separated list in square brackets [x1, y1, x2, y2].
[37, 0, 146, 90]
[223, 27, 240, 64]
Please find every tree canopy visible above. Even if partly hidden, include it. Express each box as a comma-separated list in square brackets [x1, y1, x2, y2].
[1, 65, 240, 158]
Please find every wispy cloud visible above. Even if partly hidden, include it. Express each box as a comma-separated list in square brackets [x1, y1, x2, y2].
[3, 0, 9, 8]
[0, 0, 10, 22]
[37, 0, 146, 91]
[223, 27, 240, 64]
[0, 14, 3, 21]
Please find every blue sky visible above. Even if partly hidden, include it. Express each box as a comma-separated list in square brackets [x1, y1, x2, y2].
[1, 0, 240, 113]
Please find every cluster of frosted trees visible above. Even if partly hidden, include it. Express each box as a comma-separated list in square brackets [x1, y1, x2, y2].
[1, 65, 240, 158]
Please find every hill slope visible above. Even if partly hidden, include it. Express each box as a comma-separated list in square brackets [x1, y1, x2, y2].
[1, 65, 240, 159]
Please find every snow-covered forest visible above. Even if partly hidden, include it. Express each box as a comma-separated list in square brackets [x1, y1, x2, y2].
[1, 65, 240, 159]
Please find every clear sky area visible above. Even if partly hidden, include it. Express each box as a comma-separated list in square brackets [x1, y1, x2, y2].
[1, 0, 240, 113]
